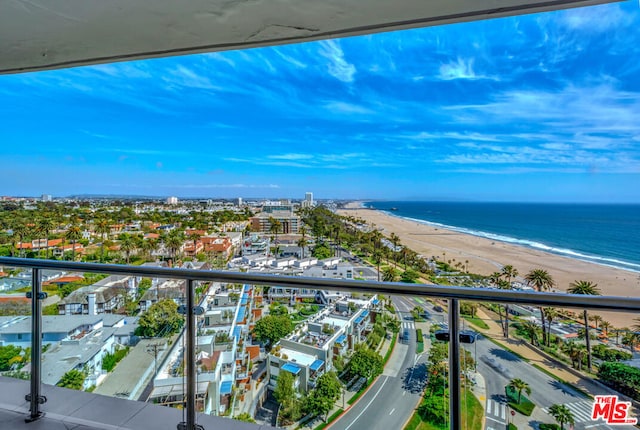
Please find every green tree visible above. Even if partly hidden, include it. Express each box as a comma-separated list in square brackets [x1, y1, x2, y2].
[507, 378, 531, 404]
[312, 242, 332, 260]
[252, 315, 293, 347]
[500, 265, 518, 338]
[36, 216, 54, 259]
[95, 216, 110, 262]
[349, 346, 383, 379]
[65, 223, 82, 261]
[135, 299, 183, 337]
[525, 269, 555, 346]
[400, 268, 419, 283]
[164, 229, 185, 261]
[372, 250, 383, 282]
[0, 345, 22, 371]
[562, 342, 586, 370]
[543, 307, 560, 347]
[118, 233, 135, 264]
[382, 266, 398, 282]
[274, 370, 295, 408]
[306, 372, 342, 421]
[268, 216, 282, 247]
[548, 404, 575, 430]
[57, 369, 86, 390]
[567, 280, 600, 372]
[521, 320, 540, 346]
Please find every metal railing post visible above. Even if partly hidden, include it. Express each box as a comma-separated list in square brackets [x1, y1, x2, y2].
[187, 279, 197, 430]
[26, 268, 46, 422]
[448, 299, 461, 430]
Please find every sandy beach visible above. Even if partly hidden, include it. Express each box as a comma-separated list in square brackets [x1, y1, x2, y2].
[338, 203, 640, 329]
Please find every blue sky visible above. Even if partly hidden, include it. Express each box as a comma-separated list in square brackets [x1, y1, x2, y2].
[1, 2, 640, 203]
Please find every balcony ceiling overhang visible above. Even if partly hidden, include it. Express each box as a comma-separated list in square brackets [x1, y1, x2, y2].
[1, 0, 619, 75]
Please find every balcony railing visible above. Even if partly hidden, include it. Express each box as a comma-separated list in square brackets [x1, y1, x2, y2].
[1, 256, 640, 430]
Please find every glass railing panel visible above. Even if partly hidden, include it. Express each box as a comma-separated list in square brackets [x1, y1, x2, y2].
[0, 267, 33, 383]
[23, 265, 194, 430]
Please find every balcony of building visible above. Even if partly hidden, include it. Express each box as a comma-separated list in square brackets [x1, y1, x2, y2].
[0, 256, 638, 430]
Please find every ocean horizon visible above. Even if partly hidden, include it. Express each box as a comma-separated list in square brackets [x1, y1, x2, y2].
[364, 201, 640, 274]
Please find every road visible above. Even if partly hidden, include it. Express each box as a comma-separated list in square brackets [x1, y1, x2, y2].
[330, 296, 428, 430]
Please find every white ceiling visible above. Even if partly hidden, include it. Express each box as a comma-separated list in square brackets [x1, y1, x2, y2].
[1, 0, 619, 74]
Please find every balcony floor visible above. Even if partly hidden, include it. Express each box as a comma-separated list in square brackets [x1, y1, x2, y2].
[0, 376, 270, 430]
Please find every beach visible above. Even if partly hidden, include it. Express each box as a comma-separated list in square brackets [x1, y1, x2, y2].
[338, 203, 640, 329]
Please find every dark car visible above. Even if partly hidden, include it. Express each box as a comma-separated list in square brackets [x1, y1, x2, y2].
[433, 305, 444, 312]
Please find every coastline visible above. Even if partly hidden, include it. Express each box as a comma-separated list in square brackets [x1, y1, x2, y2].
[338, 202, 640, 329]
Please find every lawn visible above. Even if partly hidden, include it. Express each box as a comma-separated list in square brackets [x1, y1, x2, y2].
[464, 316, 490, 330]
[404, 388, 483, 430]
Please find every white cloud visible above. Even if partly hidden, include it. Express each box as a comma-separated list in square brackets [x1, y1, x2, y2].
[323, 101, 374, 115]
[319, 40, 357, 83]
[174, 184, 280, 189]
[267, 153, 314, 160]
[437, 58, 497, 81]
[558, 4, 632, 33]
[165, 66, 218, 89]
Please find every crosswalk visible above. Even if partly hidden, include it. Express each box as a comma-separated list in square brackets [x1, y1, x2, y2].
[542, 400, 599, 424]
[485, 399, 506, 430]
[402, 322, 415, 330]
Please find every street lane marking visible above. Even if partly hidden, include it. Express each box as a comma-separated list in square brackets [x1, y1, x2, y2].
[344, 377, 389, 430]
[389, 408, 395, 415]
[486, 416, 505, 424]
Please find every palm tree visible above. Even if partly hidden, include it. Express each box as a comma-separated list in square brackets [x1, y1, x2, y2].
[268, 217, 282, 251]
[372, 250, 383, 282]
[525, 269, 555, 346]
[65, 223, 82, 261]
[12, 222, 29, 257]
[296, 236, 308, 259]
[548, 404, 575, 430]
[543, 307, 559, 347]
[567, 280, 601, 372]
[562, 341, 586, 370]
[119, 234, 135, 264]
[488, 272, 504, 328]
[95, 217, 110, 262]
[507, 378, 531, 404]
[522, 320, 540, 346]
[36, 216, 54, 259]
[589, 314, 603, 331]
[600, 320, 611, 337]
[500, 265, 518, 337]
[165, 229, 185, 262]
[142, 238, 158, 260]
[389, 232, 400, 262]
[382, 266, 398, 282]
[622, 331, 640, 353]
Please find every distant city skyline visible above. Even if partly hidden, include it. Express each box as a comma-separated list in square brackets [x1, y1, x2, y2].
[1, 3, 639, 203]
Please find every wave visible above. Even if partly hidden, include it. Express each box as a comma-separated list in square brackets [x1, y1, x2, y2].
[381, 211, 640, 274]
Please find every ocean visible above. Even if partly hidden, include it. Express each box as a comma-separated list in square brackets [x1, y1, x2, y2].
[364, 201, 640, 273]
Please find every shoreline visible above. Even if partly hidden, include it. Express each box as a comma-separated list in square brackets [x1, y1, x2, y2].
[338, 203, 640, 329]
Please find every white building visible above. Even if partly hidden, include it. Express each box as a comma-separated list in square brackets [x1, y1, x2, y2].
[166, 196, 178, 205]
[302, 192, 314, 208]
